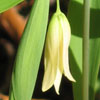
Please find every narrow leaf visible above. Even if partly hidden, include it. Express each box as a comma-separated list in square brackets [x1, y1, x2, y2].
[9, 0, 49, 100]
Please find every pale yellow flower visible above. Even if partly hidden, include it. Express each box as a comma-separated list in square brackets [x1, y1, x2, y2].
[42, 11, 75, 94]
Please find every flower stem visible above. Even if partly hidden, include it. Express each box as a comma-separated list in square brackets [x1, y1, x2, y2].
[56, 0, 61, 13]
[82, 0, 90, 99]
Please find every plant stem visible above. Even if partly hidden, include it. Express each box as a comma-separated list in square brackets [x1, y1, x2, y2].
[56, 0, 61, 13]
[83, 0, 90, 99]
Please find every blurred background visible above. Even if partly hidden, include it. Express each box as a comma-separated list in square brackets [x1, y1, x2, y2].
[0, 0, 99, 100]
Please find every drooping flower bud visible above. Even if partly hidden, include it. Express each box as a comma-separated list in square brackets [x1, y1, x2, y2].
[42, 0, 75, 95]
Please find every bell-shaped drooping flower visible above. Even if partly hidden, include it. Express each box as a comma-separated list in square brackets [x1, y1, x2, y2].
[42, 0, 75, 95]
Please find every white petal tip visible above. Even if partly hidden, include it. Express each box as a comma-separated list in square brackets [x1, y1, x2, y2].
[56, 91, 60, 95]
[42, 83, 53, 93]
[42, 87, 46, 92]
[54, 87, 60, 95]
[70, 78, 76, 82]
[42, 83, 49, 92]
[64, 73, 76, 82]
[42, 86, 48, 92]
[68, 76, 76, 82]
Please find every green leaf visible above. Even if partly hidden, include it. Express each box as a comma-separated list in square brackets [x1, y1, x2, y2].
[0, 0, 23, 13]
[9, 0, 49, 100]
[68, 0, 100, 100]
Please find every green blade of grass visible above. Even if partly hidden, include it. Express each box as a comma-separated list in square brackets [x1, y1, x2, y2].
[0, 0, 23, 13]
[9, 0, 49, 100]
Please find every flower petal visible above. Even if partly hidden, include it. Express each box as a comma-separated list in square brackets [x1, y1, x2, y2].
[42, 60, 57, 92]
[60, 13, 71, 47]
[60, 13, 75, 82]
[54, 68, 62, 95]
[58, 19, 64, 73]
[63, 50, 75, 82]
[42, 14, 60, 92]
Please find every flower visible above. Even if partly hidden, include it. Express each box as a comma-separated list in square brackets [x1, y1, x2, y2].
[42, 11, 75, 94]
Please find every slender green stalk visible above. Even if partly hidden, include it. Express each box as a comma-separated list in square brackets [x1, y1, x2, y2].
[82, 0, 90, 99]
[56, 0, 61, 13]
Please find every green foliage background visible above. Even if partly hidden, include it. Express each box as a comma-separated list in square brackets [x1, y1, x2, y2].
[0, 0, 23, 13]
[68, 0, 100, 100]
[0, 0, 100, 100]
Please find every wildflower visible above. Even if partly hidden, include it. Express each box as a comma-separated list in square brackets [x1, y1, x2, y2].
[42, 1, 75, 95]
